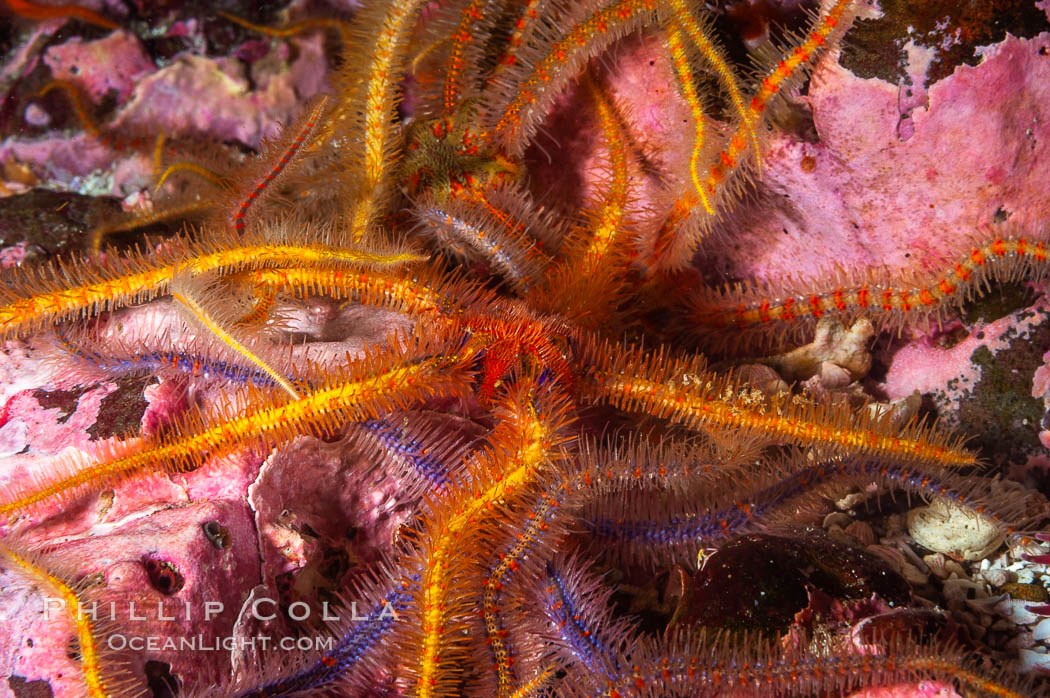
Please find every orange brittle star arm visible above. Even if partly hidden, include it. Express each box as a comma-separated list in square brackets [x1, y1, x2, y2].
[0, 543, 114, 696]
[4, 0, 117, 29]
[461, 313, 575, 402]
[653, 0, 861, 269]
[665, 0, 759, 174]
[581, 342, 975, 468]
[690, 235, 1050, 344]
[410, 384, 573, 697]
[238, 267, 460, 320]
[0, 346, 469, 516]
[580, 76, 631, 274]
[704, 0, 856, 197]
[0, 240, 426, 340]
[346, 0, 433, 241]
[665, 24, 711, 214]
[488, 0, 659, 154]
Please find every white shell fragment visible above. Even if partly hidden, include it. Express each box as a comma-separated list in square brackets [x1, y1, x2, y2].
[1033, 617, 1050, 641]
[996, 598, 1044, 626]
[906, 499, 1004, 561]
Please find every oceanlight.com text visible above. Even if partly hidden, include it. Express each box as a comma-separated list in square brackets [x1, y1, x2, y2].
[106, 634, 336, 652]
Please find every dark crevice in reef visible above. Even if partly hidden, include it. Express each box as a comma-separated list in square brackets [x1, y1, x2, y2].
[87, 375, 152, 441]
[841, 0, 1050, 84]
[935, 307, 1050, 467]
[714, 0, 822, 70]
[32, 386, 87, 424]
[144, 659, 179, 698]
[960, 280, 1038, 326]
[679, 530, 910, 633]
[0, 190, 120, 260]
[7, 676, 52, 698]
[130, 0, 292, 59]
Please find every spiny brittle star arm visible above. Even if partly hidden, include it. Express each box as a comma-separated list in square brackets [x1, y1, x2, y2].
[347, 0, 433, 241]
[592, 632, 1033, 698]
[580, 75, 631, 274]
[0, 240, 426, 340]
[0, 345, 470, 516]
[171, 272, 301, 399]
[690, 235, 1050, 340]
[411, 384, 574, 697]
[665, 24, 711, 214]
[487, 0, 659, 154]
[580, 341, 975, 468]
[664, 0, 759, 175]
[0, 542, 114, 697]
[653, 0, 861, 269]
[238, 267, 463, 320]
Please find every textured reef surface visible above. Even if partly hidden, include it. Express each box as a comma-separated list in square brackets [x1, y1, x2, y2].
[0, 0, 1050, 696]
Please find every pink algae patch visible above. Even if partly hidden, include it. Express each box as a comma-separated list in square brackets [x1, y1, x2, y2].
[44, 30, 155, 103]
[880, 296, 1050, 405]
[699, 33, 1050, 283]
